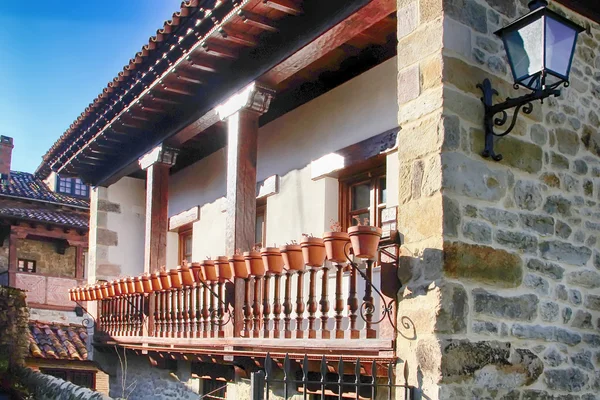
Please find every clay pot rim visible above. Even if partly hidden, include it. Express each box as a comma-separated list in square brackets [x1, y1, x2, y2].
[201, 259, 215, 265]
[323, 231, 350, 239]
[280, 244, 301, 252]
[169, 269, 179, 275]
[229, 254, 245, 261]
[215, 256, 229, 263]
[243, 251, 261, 258]
[261, 247, 282, 254]
[159, 271, 169, 276]
[141, 275, 150, 281]
[347, 225, 383, 235]
[300, 236, 324, 244]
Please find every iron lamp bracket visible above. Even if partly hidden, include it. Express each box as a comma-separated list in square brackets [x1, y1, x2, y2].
[478, 78, 563, 161]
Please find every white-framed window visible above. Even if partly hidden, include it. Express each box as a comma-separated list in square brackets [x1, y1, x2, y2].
[57, 176, 88, 198]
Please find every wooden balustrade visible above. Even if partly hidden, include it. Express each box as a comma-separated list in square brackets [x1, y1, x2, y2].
[96, 262, 387, 341]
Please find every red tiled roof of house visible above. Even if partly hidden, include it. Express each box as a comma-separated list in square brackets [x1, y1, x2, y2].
[0, 206, 89, 229]
[28, 321, 88, 361]
[1, 171, 89, 208]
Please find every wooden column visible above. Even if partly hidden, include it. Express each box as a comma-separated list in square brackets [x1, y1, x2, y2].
[75, 246, 85, 280]
[218, 82, 274, 337]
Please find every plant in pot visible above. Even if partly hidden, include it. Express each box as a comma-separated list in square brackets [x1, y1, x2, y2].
[150, 272, 163, 292]
[324, 220, 351, 264]
[142, 274, 153, 293]
[348, 217, 382, 259]
[280, 240, 304, 272]
[261, 245, 284, 275]
[215, 256, 233, 281]
[229, 249, 249, 279]
[201, 258, 218, 282]
[243, 246, 264, 276]
[300, 234, 326, 267]
[178, 261, 195, 287]
[169, 268, 183, 289]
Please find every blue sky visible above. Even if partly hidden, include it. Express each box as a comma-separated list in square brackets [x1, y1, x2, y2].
[0, 0, 182, 173]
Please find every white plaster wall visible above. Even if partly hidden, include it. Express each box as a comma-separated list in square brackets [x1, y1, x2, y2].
[106, 177, 146, 277]
[167, 57, 398, 261]
[166, 231, 179, 269]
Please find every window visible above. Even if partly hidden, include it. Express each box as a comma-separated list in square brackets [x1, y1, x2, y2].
[57, 176, 88, 198]
[340, 166, 386, 230]
[40, 368, 95, 389]
[255, 202, 266, 248]
[17, 259, 36, 273]
[201, 379, 227, 400]
[179, 229, 193, 264]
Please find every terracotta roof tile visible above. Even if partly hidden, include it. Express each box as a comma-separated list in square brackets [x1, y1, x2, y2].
[1, 171, 89, 208]
[28, 321, 89, 361]
[0, 206, 88, 229]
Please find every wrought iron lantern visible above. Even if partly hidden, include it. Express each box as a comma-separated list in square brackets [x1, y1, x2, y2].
[478, 0, 585, 160]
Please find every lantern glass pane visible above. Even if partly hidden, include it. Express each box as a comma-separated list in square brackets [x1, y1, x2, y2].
[504, 17, 544, 82]
[545, 16, 578, 79]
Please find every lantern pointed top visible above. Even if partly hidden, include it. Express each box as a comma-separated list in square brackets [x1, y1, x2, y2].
[528, 0, 548, 11]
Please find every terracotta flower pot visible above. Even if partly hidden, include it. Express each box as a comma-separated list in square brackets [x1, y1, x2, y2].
[107, 282, 116, 297]
[72, 288, 79, 302]
[150, 273, 163, 292]
[142, 275, 152, 293]
[134, 276, 144, 294]
[112, 280, 122, 296]
[169, 269, 183, 288]
[191, 262, 204, 282]
[101, 283, 110, 299]
[348, 225, 382, 259]
[160, 271, 172, 290]
[300, 237, 326, 267]
[323, 231, 351, 264]
[126, 278, 135, 294]
[178, 265, 195, 286]
[69, 289, 75, 302]
[280, 244, 304, 272]
[118, 279, 128, 295]
[215, 256, 233, 281]
[201, 260, 218, 282]
[94, 285, 103, 300]
[243, 251, 264, 276]
[229, 254, 249, 279]
[86, 287, 94, 301]
[261, 247, 284, 275]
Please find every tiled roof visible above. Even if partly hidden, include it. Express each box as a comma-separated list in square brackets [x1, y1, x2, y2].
[28, 321, 88, 361]
[1, 171, 89, 208]
[0, 206, 88, 229]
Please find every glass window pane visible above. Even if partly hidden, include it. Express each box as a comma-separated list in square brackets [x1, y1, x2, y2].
[545, 16, 577, 78]
[351, 212, 370, 226]
[504, 17, 544, 82]
[351, 183, 371, 211]
[379, 177, 387, 204]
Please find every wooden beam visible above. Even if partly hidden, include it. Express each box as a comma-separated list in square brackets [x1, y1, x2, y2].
[202, 42, 238, 59]
[238, 10, 279, 32]
[264, 0, 303, 15]
[262, 0, 396, 85]
[160, 82, 196, 96]
[187, 54, 222, 73]
[219, 29, 257, 47]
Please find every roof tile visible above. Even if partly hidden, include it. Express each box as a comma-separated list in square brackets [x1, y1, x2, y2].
[28, 321, 88, 361]
[1, 171, 89, 208]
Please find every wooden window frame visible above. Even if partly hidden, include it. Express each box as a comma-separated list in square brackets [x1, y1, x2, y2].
[39, 368, 96, 390]
[56, 175, 89, 198]
[17, 258, 37, 273]
[179, 228, 193, 265]
[339, 165, 386, 232]
[255, 201, 267, 248]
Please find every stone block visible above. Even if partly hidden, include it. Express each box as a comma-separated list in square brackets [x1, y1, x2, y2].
[479, 208, 519, 228]
[462, 220, 492, 243]
[511, 324, 555, 342]
[496, 230, 538, 254]
[520, 214, 554, 236]
[443, 195, 460, 237]
[441, 340, 510, 382]
[543, 347, 566, 367]
[555, 220, 572, 239]
[544, 368, 588, 392]
[531, 124, 548, 145]
[582, 333, 600, 347]
[96, 264, 122, 277]
[397, 1, 418, 40]
[444, 88, 483, 125]
[398, 65, 420, 105]
[571, 350, 595, 371]
[555, 327, 582, 346]
[471, 133, 543, 173]
[435, 282, 468, 334]
[444, 242, 523, 287]
[445, 0, 487, 33]
[397, 112, 443, 162]
[568, 289, 582, 305]
[514, 181, 543, 211]
[442, 152, 507, 202]
[399, 86, 443, 124]
[472, 320, 499, 336]
[572, 310, 593, 330]
[524, 274, 549, 295]
[97, 199, 121, 213]
[566, 270, 600, 288]
[421, 54, 443, 92]
[540, 241, 592, 266]
[543, 195, 572, 217]
[398, 19, 443, 70]
[540, 301, 559, 322]
[582, 125, 600, 157]
[526, 259, 564, 280]
[584, 295, 600, 311]
[551, 152, 570, 170]
[474, 289, 538, 321]
[483, 0, 516, 18]
[96, 228, 118, 247]
[443, 19, 473, 59]
[399, 195, 443, 243]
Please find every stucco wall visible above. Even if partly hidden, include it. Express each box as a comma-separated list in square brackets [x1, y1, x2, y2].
[395, 0, 600, 399]
[167, 56, 399, 264]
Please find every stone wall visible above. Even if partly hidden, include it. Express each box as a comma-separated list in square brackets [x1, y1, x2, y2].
[17, 238, 76, 277]
[14, 366, 111, 400]
[396, 0, 600, 399]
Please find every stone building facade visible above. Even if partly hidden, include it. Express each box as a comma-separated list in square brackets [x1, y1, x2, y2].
[396, 0, 600, 398]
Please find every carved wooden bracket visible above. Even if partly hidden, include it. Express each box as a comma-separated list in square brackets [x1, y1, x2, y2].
[138, 145, 180, 170]
[216, 82, 275, 120]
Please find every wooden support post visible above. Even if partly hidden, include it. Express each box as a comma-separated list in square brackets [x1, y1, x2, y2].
[139, 145, 179, 274]
[218, 82, 274, 337]
[75, 246, 85, 280]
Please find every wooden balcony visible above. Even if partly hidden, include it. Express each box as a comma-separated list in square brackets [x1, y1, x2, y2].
[93, 262, 397, 359]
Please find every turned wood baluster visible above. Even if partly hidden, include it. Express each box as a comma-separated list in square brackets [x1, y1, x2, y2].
[364, 260, 376, 338]
[252, 276, 262, 338]
[320, 266, 331, 338]
[181, 287, 188, 337]
[165, 290, 173, 337]
[334, 263, 345, 339]
[195, 284, 202, 337]
[210, 282, 217, 338]
[177, 288, 184, 337]
[283, 272, 293, 338]
[273, 274, 282, 338]
[243, 278, 252, 337]
[138, 294, 144, 336]
[110, 298, 116, 335]
[295, 271, 305, 338]
[123, 296, 129, 336]
[262, 275, 271, 338]
[217, 281, 225, 338]
[202, 284, 210, 338]
[307, 268, 318, 338]
[153, 294, 159, 336]
[161, 291, 168, 337]
[348, 266, 359, 339]
[114, 297, 120, 336]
